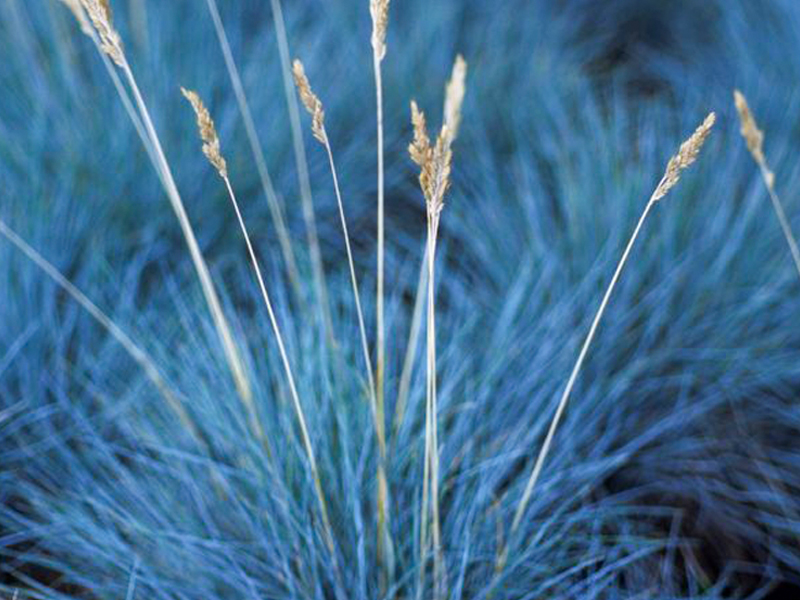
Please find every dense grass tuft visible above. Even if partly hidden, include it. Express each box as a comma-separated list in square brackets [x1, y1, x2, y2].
[3, 0, 800, 598]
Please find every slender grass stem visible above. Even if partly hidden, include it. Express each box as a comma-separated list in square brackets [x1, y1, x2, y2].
[418, 217, 445, 600]
[119, 60, 257, 439]
[509, 194, 657, 542]
[205, 0, 304, 301]
[221, 175, 335, 553]
[418, 343, 433, 599]
[321, 143, 380, 454]
[759, 164, 800, 279]
[408, 76, 466, 598]
[370, 2, 392, 583]
[489, 113, 717, 591]
[374, 49, 387, 479]
[320, 132, 396, 583]
[427, 219, 444, 600]
[393, 240, 428, 441]
[269, 0, 335, 346]
[293, 56, 395, 585]
[493, 195, 659, 580]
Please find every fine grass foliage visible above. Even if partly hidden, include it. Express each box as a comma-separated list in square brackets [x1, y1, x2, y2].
[2, 1, 800, 599]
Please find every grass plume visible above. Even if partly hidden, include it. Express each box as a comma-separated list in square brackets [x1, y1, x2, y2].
[653, 112, 716, 201]
[395, 56, 467, 438]
[734, 90, 800, 280]
[79, 0, 124, 66]
[180, 87, 227, 178]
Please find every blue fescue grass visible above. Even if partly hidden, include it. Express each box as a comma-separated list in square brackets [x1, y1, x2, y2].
[3, 0, 800, 598]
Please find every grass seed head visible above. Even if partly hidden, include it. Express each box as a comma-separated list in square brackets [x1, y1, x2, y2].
[292, 59, 327, 145]
[444, 54, 468, 143]
[181, 87, 228, 178]
[79, 0, 125, 66]
[734, 90, 764, 163]
[653, 112, 716, 201]
[409, 100, 431, 167]
[409, 101, 452, 219]
[370, 0, 390, 61]
[734, 90, 775, 189]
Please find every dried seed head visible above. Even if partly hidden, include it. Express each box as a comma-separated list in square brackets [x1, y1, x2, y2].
[181, 87, 228, 178]
[370, 0, 390, 61]
[734, 91, 764, 162]
[409, 101, 452, 219]
[79, 0, 125, 66]
[653, 112, 716, 202]
[58, 0, 92, 35]
[409, 100, 431, 168]
[734, 90, 775, 189]
[444, 55, 467, 143]
[292, 59, 327, 145]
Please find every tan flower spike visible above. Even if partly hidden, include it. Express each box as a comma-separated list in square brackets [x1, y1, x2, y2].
[733, 90, 800, 278]
[653, 112, 716, 201]
[444, 55, 467, 143]
[734, 90, 774, 189]
[79, 0, 125, 66]
[292, 60, 327, 145]
[409, 101, 452, 219]
[370, 0, 390, 61]
[181, 87, 228, 178]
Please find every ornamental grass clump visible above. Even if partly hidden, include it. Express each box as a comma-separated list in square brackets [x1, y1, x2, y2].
[12, 1, 799, 598]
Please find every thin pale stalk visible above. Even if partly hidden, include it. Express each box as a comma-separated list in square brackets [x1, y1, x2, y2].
[222, 175, 335, 553]
[419, 216, 445, 600]
[498, 190, 660, 574]
[393, 240, 428, 440]
[204, 0, 303, 300]
[321, 142, 380, 451]
[374, 51, 386, 472]
[427, 219, 444, 600]
[758, 163, 800, 280]
[124, 555, 139, 600]
[119, 60, 257, 439]
[321, 136, 395, 577]
[417, 341, 433, 600]
[269, 0, 335, 345]
[0, 218, 199, 441]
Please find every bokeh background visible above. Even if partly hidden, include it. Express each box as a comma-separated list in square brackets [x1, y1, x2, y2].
[2, 0, 800, 598]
